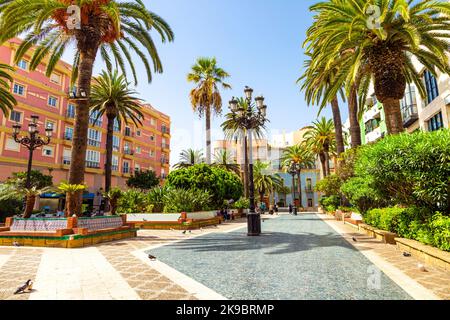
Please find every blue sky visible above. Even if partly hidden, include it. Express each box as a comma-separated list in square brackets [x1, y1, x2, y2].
[65, 0, 345, 164]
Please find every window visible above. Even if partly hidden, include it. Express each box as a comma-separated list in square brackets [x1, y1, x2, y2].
[5, 138, 20, 151]
[64, 127, 74, 140]
[401, 83, 418, 121]
[136, 130, 141, 137]
[48, 96, 58, 107]
[112, 155, 119, 171]
[150, 118, 156, 126]
[9, 110, 22, 123]
[135, 146, 141, 154]
[45, 120, 56, 132]
[149, 150, 155, 157]
[365, 118, 380, 133]
[13, 83, 25, 96]
[67, 104, 75, 118]
[113, 119, 120, 132]
[423, 69, 439, 105]
[89, 110, 102, 126]
[88, 128, 101, 147]
[17, 59, 28, 70]
[63, 149, 71, 165]
[86, 150, 100, 168]
[123, 161, 130, 174]
[42, 146, 54, 157]
[50, 73, 61, 84]
[112, 135, 120, 152]
[150, 135, 155, 141]
[306, 179, 312, 191]
[124, 126, 132, 137]
[427, 112, 444, 132]
[135, 163, 141, 173]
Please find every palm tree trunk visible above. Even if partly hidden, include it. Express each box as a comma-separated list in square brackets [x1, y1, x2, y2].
[243, 136, 249, 198]
[297, 171, 302, 208]
[382, 98, 404, 134]
[205, 107, 212, 164]
[319, 152, 327, 178]
[324, 152, 331, 176]
[23, 194, 36, 219]
[105, 114, 115, 192]
[331, 96, 345, 157]
[348, 85, 362, 148]
[69, 47, 99, 216]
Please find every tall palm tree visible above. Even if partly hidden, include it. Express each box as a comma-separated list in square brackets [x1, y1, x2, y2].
[174, 149, 205, 169]
[90, 69, 143, 193]
[221, 97, 267, 197]
[253, 161, 283, 204]
[299, 58, 353, 154]
[281, 144, 316, 208]
[0, 63, 16, 116]
[305, 0, 450, 135]
[303, 117, 335, 177]
[213, 150, 240, 175]
[0, 0, 174, 215]
[187, 57, 231, 164]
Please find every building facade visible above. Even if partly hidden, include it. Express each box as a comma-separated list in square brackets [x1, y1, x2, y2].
[0, 39, 171, 193]
[344, 58, 450, 145]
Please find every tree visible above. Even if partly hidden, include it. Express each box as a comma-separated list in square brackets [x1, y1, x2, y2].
[7, 170, 53, 189]
[174, 149, 205, 169]
[103, 188, 122, 215]
[0, 63, 16, 116]
[57, 182, 87, 217]
[305, 0, 450, 135]
[253, 161, 284, 204]
[90, 69, 143, 192]
[187, 57, 231, 164]
[213, 150, 240, 175]
[303, 117, 335, 177]
[126, 170, 160, 190]
[0, 0, 174, 215]
[281, 144, 316, 207]
[221, 97, 267, 197]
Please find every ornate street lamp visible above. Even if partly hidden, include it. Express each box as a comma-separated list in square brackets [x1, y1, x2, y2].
[12, 115, 53, 189]
[288, 161, 299, 215]
[228, 86, 269, 236]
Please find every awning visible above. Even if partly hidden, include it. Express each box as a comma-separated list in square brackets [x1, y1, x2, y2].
[39, 193, 96, 199]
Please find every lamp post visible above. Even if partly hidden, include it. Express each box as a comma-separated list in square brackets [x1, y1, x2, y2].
[228, 86, 268, 236]
[288, 161, 299, 215]
[12, 115, 53, 189]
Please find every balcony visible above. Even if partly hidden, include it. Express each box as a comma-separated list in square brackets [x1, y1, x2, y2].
[161, 173, 167, 180]
[402, 104, 419, 128]
[366, 127, 383, 143]
[122, 167, 130, 174]
[66, 110, 75, 119]
[89, 118, 102, 127]
[112, 165, 119, 172]
[305, 186, 314, 193]
[64, 134, 73, 141]
[123, 148, 134, 156]
[160, 158, 169, 165]
[87, 139, 101, 148]
[161, 143, 170, 149]
[161, 127, 170, 135]
[86, 161, 100, 169]
[63, 157, 71, 165]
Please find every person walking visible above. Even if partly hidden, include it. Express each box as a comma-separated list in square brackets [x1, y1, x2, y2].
[289, 204, 293, 214]
[274, 204, 279, 215]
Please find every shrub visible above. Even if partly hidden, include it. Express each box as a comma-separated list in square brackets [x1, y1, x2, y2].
[319, 195, 340, 213]
[118, 189, 154, 214]
[338, 206, 355, 213]
[354, 130, 450, 212]
[315, 174, 342, 196]
[163, 189, 212, 213]
[429, 213, 450, 251]
[341, 177, 383, 214]
[166, 164, 243, 207]
[146, 187, 168, 213]
[364, 207, 405, 233]
[0, 184, 22, 222]
[6, 170, 53, 189]
[233, 197, 250, 210]
[126, 170, 160, 190]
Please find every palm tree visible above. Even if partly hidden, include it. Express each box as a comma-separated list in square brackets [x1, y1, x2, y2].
[253, 161, 283, 204]
[305, 0, 450, 135]
[0, 0, 174, 215]
[0, 63, 16, 116]
[213, 150, 240, 175]
[90, 70, 143, 193]
[187, 57, 231, 164]
[221, 97, 267, 197]
[281, 144, 316, 208]
[174, 149, 205, 169]
[57, 182, 87, 217]
[303, 118, 335, 177]
[299, 58, 351, 154]
[0, 183, 53, 218]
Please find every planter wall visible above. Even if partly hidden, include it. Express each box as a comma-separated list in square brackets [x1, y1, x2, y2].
[358, 223, 397, 245]
[126, 211, 218, 222]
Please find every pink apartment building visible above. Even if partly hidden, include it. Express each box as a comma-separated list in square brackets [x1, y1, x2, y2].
[0, 38, 171, 193]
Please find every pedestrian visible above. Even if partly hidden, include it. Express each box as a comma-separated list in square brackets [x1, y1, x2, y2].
[289, 204, 293, 214]
[274, 204, 279, 215]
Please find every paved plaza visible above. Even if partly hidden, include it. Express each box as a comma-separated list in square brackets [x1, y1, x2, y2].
[0, 213, 449, 300]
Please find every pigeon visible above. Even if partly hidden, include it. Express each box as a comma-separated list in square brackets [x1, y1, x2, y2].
[418, 263, 427, 272]
[189, 230, 192, 234]
[143, 218, 148, 222]
[14, 280, 33, 295]
[148, 254, 157, 261]
[182, 230, 187, 234]
[352, 237, 357, 242]
[13, 241, 21, 247]
[403, 252, 412, 257]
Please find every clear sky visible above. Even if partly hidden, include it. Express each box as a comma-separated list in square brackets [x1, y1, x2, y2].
[66, 0, 346, 165]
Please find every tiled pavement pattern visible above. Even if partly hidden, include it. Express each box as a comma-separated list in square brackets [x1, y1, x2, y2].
[0, 248, 43, 300]
[320, 214, 450, 300]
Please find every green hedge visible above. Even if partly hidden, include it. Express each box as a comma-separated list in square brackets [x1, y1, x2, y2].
[364, 207, 449, 251]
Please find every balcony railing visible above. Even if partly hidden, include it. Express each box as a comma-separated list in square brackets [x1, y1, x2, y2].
[161, 143, 170, 149]
[305, 186, 314, 193]
[160, 158, 169, 165]
[86, 161, 100, 169]
[63, 157, 71, 165]
[87, 139, 101, 148]
[112, 165, 119, 172]
[64, 134, 73, 141]
[402, 104, 419, 128]
[161, 127, 170, 135]
[89, 118, 103, 127]
[123, 148, 134, 155]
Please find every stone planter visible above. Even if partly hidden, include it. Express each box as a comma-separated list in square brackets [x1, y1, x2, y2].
[359, 223, 397, 245]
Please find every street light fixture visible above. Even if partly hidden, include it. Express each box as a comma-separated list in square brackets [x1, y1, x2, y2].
[228, 86, 269, 236]
[12, 115, 53, 189]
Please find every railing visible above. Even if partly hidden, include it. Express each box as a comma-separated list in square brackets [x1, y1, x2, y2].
[112, 165, 119, 172]
[86, 161, 100, 169]
[87, 139, 101, 148]
[64, 134, 73, 141]
[89, 118, 103, 127]
[124, 148, 134, 155]
[161, 127, 170, 135]
[161, 143, 170, 149]
[160, 158, 169, 165]
[63, 157, 71, 165]
[402, 104, 419, 127]
[305, 186, 314, 193]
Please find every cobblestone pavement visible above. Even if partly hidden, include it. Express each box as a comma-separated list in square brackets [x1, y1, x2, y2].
[0, 214, 448, 300]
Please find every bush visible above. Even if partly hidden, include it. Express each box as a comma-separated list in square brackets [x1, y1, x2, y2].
[233, 197, 250, 210]
[338, 206, 355, 213]
[146, 187, 167, 213]
[7, 170, 53, 189]
[354, 130, 450, 212]
[341, 177, 383, 214]
[0, 184, 22, 222]
[118, 189, 154, 214]
[319, 195, 340, 213]
[315, 174, 342, 196]
[126, 170, 160, 190]
[364, 207, 405, 233]
[166, 164, 243, 207]
[163, 189, 212, 213]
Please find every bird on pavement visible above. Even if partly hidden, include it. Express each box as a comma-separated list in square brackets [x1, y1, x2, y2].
[148, 254, 157, 261]
[352, 237, 357, 242]
[14, 280, 33, 295]
[403, 252, 411, 257]
[418, 263, 427, 272]
[13, 241, 21, 247]
[182, 230, 187, 234]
